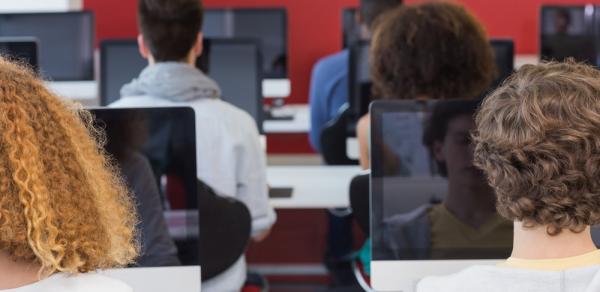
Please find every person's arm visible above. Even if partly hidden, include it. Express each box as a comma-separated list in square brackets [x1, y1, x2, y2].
[309, 60, 329, 153]
[357, 114, 371, 170]
[235, 117, 277, 240]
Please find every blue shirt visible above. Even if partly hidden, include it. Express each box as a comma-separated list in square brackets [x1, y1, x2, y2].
[308, 50, 349, 152]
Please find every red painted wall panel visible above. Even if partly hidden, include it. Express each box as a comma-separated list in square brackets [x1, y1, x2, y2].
[84, 0, 600, 103]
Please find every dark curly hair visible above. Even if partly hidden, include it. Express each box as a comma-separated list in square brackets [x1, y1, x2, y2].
[370, 2, 496, 100]
[473, 59, 600, 236]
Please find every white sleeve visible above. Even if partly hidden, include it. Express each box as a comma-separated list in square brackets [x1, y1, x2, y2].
[235, 119, 277, 235]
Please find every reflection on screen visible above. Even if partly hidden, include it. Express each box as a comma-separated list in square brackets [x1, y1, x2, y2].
[91, 107, 198, 267]
[204, 9, 287, 78]
[0, 12, 94, 80]
[541, 6, 596, 64]
[371, 100, 513, 261]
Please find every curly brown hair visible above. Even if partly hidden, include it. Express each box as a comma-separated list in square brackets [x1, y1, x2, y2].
[473, 60, 600, 236]
[0, 58, 138, 275]
[370, 2, 496, 99]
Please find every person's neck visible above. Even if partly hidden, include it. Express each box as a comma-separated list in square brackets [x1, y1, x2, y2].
[511, 222, 597, 259]
[147, 53, 196, 66]
[0, 251, 41, 289]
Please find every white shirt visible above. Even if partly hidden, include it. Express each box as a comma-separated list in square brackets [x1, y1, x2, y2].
[111, 96, 277, 291]
[2, 273, 131, 292]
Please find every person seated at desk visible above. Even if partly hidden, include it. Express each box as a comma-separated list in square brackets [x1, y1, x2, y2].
[357, 1, 497, 169]
[0, 58, 138, 291]
[418, 60, 600, 292]
[376, 101, 513, 260]
[109, 0, 276, 290]
[308, 0, 402, 152]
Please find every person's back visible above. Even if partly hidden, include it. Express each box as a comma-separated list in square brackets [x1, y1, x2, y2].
[109, 0, 276, 290]
[418, 60, 600, 291]
[0, 59, 138, 291]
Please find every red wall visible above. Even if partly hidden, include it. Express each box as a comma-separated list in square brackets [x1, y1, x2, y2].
[84, 0, 600, 103]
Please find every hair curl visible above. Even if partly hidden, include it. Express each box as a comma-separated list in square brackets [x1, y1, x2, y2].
[0, 58, 138, 275]
[370, 2, 496, 100]
[473, 59, 600, 235]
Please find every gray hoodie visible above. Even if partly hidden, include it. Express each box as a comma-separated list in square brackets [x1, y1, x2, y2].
[120, 62, 221, 102]
[417, 265, 600, 292]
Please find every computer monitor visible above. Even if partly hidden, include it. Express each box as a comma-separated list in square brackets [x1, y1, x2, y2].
[204, 8, 287, 79]
[490, 39, 514, 88]
[0, 11, 94, 80]
[540, 5, 596, 65]
[99, 38, 263, 131]
[370, 100, 513, 291]
[0, 37, 38, 72]
[89, 107, 199, 267]
[342, 8, 360, 48]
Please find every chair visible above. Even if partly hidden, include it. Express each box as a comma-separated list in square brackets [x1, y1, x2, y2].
[197, 180, 252, 281]
[320, 104, 359, 165]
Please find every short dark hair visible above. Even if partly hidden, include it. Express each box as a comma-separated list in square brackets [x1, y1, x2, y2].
[370, 2, 496, 100]
[359, 0, 402, 28]
[422, 100, 479, 177]
[138, 0, 203, 62]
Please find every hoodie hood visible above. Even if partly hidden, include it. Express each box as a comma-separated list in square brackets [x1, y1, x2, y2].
[120, 62, 222, 102]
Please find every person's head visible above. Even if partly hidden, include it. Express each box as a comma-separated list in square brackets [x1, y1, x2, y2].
[423, 100, 492, 196]
[370, 2, 496, 100]
[0, 59, 138, 275]
[137, 0, 204, 64]
[473, 60, 600, 236]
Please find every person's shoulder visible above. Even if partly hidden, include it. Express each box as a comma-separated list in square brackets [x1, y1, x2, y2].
[314, 50, 349, 73]
[42, 273, 132, 292]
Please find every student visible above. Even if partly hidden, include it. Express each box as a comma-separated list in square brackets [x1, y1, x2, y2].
[0, 59, 138, 291]
[308, 0, 402, 152]
[109, 0, 276, 290]
[417, 60, 600, 292]
[357, 2, 497, 169]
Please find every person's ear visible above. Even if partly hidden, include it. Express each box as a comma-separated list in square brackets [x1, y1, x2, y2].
[193, 32, 203, 57]
[137, 34, 151, 59]
[433, 140, 446, 162]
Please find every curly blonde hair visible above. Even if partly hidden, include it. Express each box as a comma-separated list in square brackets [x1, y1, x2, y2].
[473, 60, 600, 235]
[0, 58, 138, 275]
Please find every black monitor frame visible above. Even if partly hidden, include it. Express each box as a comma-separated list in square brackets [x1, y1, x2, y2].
[539, 5, 596, 65]
[204, 7, 288, 79]
[0, 36, 39, 73]
[348, 39, 371, 134]
[489, 38, 515, 88]
[0, 11, 95, 81]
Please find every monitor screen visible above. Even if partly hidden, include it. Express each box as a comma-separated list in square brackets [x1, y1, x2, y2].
[90, 107, 198, 267]
[99, 39, 263, 131]
[540, 6, 596, 65]
[0, 12, 94, 80]
[204, 8, 287, 78]
[490, 39, 514, 88]
[370, 100, 513, 261]
[342, 8, 360, 48]
[0, 37, 38, 72]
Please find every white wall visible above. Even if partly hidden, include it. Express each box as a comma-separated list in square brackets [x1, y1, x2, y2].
[0, 0, 82, 13]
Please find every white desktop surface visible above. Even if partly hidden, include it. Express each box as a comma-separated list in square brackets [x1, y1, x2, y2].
[46, 80, 97, 102]
[263, 104, 309, 133]
[371, 260, 500, 292]
[267, 165, 362, 209]
[103, 266, 201, 292]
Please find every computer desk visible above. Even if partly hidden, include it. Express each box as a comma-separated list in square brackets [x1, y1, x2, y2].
[267, 165, 363, 209]
[103, 266, 201, 292]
